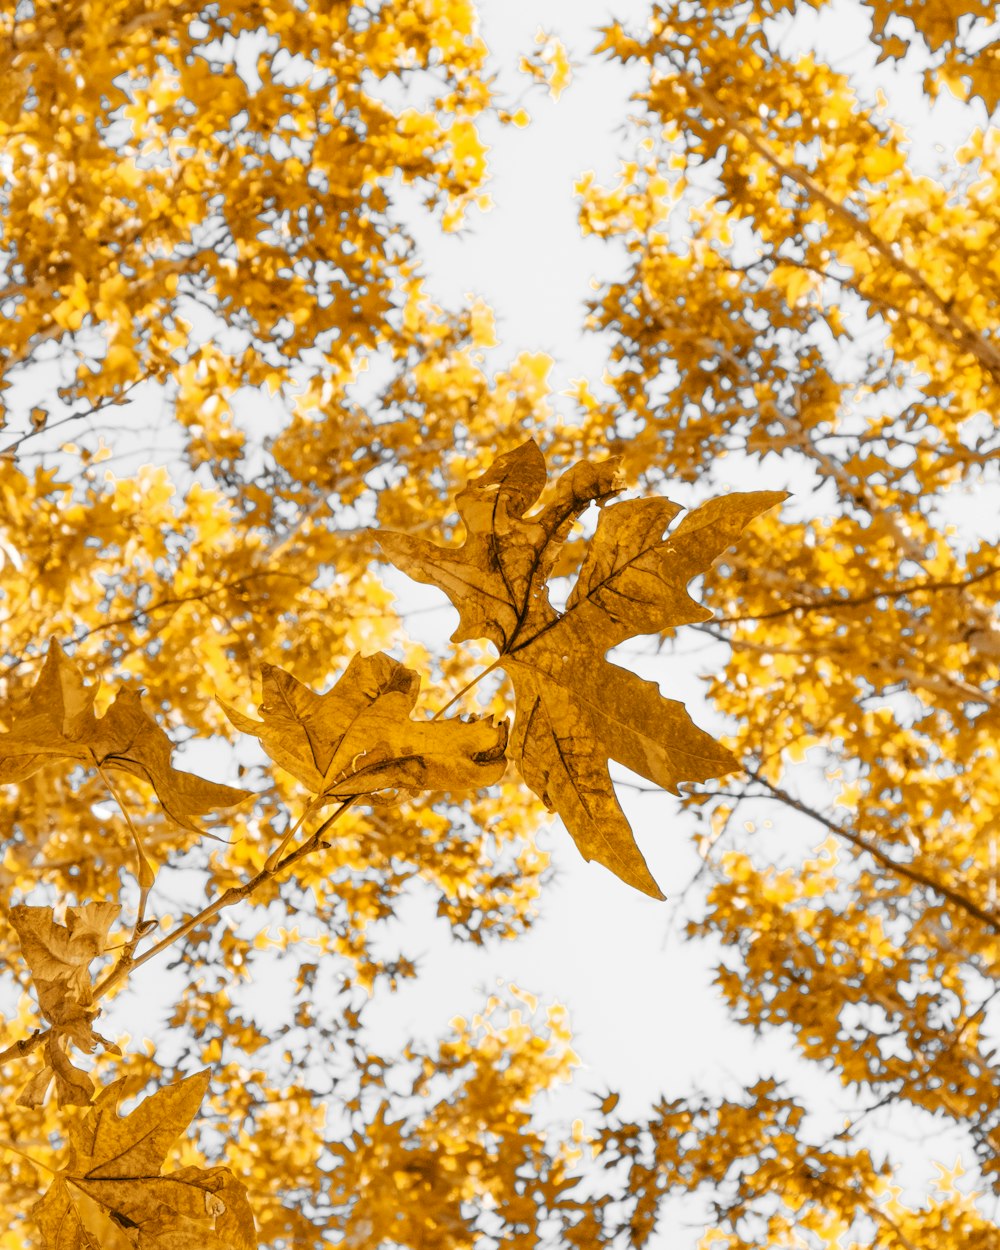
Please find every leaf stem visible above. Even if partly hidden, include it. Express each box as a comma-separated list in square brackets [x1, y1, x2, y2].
[263, 794, 321, 873]
[0, 1031, 44, 1068]
[92, 796, 360, 1003]
[0, 1141, 55, 1175]
[432, 657, 503, 721]
[94, 759, 155, 953]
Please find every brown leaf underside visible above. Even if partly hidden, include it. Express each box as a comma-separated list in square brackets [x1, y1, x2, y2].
[220, 650, 508, 803]
[378, 439, 786, 898]
[35, 1070, 257, 1250]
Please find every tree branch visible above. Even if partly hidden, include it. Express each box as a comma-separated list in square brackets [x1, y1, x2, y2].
[744, 766, 1000, 936]
[0, 797, 362, 1069]
[706, 563, 1000, 625]
[671, 63, 1000, 382]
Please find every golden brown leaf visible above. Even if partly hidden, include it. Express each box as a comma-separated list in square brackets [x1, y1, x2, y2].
[11, 903, 121, 1108]
[34, 1180, 98, 1250]
[89, 687, 253, 832]
[34, 1071, 257, 1250]
[220, 651, 508, 803]
[10, 903, 119, 1021]
[377, 441, 786, 897]
[0, 642, 97, 783]
[0, 643, 252, 830]
[29, 1034, 102, 1110]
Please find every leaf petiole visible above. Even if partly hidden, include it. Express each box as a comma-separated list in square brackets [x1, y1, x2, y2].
[431, 656, 503, 721]
[94, 759, 155, 956]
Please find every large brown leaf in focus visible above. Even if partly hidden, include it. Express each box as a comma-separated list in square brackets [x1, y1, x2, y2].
[377, 441, 786, 898]
[0, 642, 252, 830]
[33, 1070, 257, 1250]
[219, 651, 508, 803]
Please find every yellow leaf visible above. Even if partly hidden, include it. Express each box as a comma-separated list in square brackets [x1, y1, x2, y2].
[34, 1071, 257, 1249]
[91, 687, 253, 831]
[774, 265, 812, 306]
[0, 642, 99, 784]
[0, 643, 253, 831]
[10, 902, 119, 1025]
[220, 651, 508, 802]
[520, 29, 573, 101]
[10, 903, 121, 1108]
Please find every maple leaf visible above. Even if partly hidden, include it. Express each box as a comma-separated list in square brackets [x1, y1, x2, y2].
[33, 1070, 257, 1250]
[89, 687, 253, 832]
[0, 642, 252, 831]
[220, 651, 508, 803]
[377, 441, 786, 898]
[10, 903, 122, 1108]
[0, 641, 98, 784]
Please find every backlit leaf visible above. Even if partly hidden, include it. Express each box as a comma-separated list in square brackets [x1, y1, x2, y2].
[220, 651, 508, 803]
[11, 903, 121, 1108]
[378, 441, 786, 897]
[34, 1071, 257, 1250]
[0, 643, 252, 831]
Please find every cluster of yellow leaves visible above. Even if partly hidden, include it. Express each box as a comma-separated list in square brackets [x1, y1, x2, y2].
[695, 844, 998, 1134]
[584, 15, 1000, 495]
[580, 0, 1000, 1241]
[519, 29, 573, 101]
[0, 5, 654, 1250]
[591, 1077, 999, 1249]
[1, 0, 997, 1247]
[0, 0, 501, 434]
[325, 994, 586, 1249]
[863, 0, 999, 108]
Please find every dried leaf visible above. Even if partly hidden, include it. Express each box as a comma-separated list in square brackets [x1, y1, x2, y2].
[0, 642, 253, 830]
[17, 1036, 100, 1110]
[221, 651, 508, 803]
[10, 903, 119, 1020]
[48, 1038, 98, 1107]
[0, 642, 97, 783]
[90, 687, 253, 831]
[34, 1071, 257, 1250]
[17, 1062, 63, 1111]
[378, 440, 786, 897]
[34, 1180, 99, 1250]
[11, 903, 121, 1107]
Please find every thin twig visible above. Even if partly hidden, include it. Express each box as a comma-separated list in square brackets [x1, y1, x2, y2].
[707, 564, 1000, 625]
[93, 795, 360, 1001]
[745, 766, 1000, 937]
[0, 798, 361, 1067]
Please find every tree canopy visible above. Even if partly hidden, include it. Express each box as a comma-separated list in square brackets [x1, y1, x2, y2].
[0, 1, 997, 1247]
